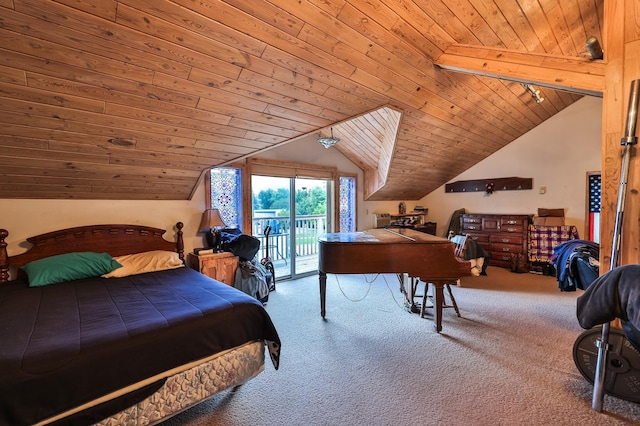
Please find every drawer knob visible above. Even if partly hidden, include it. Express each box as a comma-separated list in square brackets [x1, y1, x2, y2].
[502, 247, 511, 252]
[502, 239, 510, 243]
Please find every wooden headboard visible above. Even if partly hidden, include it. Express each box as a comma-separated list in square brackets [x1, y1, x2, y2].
[0, 222, 184, 283]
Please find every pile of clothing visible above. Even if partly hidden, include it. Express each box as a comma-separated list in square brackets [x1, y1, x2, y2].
[551, 239, 599, 291]
[577, 264, 640, 352]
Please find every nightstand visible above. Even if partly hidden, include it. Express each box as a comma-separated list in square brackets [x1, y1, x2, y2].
[187, 252, 239, 286]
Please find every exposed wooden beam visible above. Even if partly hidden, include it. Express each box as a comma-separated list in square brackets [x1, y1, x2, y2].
[435, 44, 605, 97]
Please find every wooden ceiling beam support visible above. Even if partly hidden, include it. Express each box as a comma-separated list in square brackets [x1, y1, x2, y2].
[435, 44, 605, 97]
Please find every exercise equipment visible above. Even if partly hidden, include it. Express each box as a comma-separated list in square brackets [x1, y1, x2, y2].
[574, 325, 640, 403]
[587, 79, 640, 411]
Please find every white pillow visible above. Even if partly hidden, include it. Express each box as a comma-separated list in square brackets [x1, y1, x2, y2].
[102, 250, 183, 278]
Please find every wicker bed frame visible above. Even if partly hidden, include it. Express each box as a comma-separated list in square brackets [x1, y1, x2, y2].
[0, 222, 270, 425]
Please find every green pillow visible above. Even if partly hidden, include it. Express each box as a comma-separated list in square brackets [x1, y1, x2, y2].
[22, 252, 122, 287]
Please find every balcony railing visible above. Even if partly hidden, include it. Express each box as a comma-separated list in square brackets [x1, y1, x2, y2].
[252, 215, 326, 276]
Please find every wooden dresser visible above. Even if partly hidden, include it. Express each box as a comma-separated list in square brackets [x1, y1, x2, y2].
[187, 251, 239, 286]
[460, 214, 531, 269]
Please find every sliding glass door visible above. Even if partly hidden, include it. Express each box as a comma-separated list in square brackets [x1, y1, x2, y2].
[208, 165, 357, 282]
[251, 175, 329, 280]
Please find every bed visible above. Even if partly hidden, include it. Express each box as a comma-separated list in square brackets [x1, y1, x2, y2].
[0, 222, 281, 426]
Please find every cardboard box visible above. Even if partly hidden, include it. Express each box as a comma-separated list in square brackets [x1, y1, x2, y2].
[538, 208, 564, 217]
[533, 216, 565, 226]
[544, 217, 565, 226]
[533, 216, 546, 226]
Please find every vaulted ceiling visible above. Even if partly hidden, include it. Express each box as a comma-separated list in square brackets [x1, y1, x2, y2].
[0, 0, 604, 200]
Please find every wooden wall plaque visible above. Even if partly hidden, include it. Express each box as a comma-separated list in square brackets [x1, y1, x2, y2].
[445, 177, 533, 193]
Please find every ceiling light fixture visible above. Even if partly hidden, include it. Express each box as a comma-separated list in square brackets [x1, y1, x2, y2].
[523, 83, 544, 104]
[317, 127, 340, 149]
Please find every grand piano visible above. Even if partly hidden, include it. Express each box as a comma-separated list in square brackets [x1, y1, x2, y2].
[318, 228, 471, 332]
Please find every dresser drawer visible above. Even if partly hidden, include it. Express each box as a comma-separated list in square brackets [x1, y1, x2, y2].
[491, 243, 523, 255]
[500, 216, 527, 226]
[462, 223, 482, 231]
[491, 252, 517, 265]
[468, 234, 489, 244]
[481, 217, 500, 232]
[461, 216, 482, 231]
[489, 234, 525, 245]
[462, 215, 482, 224]
[500, 224, 524, 233]
[465, 234, 489, 253]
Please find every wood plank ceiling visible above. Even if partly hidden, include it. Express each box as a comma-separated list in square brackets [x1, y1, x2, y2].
[0, 0, 604, 200]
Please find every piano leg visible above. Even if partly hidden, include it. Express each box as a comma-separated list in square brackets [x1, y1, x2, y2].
[399, 274, 420, 314]
[432, 280, 445, 333]
[319, 271, 327, 318]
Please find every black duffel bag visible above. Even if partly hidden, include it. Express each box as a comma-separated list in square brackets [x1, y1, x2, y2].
[219, 228, 261, 261]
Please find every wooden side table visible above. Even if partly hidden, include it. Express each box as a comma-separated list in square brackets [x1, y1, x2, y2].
[187, 252, 239, 286]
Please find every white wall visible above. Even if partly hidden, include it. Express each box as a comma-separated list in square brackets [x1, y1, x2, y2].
[1, 196, 207, 257]
[0, 96, 602, 256]
[418, 96, 602, 237]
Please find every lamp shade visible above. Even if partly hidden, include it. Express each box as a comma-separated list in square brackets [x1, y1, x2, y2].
[198, 208, 225, 233]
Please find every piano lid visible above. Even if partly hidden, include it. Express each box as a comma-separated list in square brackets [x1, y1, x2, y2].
[318, 228, 449, 244]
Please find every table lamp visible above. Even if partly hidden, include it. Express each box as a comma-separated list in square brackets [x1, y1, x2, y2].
[198, 208, 226, 250]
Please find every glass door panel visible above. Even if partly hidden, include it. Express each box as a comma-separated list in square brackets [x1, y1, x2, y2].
[251, 175, 292, 279]
[294, 178, 329, 276]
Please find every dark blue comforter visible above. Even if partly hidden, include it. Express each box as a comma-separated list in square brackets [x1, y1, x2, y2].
[0, 267, 280, 426]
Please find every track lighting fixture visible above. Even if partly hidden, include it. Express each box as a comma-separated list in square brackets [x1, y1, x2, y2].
[585, 36, 604, 60]
[523, 83, 544, 104]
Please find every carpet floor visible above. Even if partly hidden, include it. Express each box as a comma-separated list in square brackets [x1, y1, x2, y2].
[161, 267, 640, 425]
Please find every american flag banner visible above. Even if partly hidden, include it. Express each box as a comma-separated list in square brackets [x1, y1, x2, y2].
[588, 174, 601, 243]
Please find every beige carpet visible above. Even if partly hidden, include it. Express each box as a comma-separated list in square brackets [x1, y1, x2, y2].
[161, 267, 640, 425]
